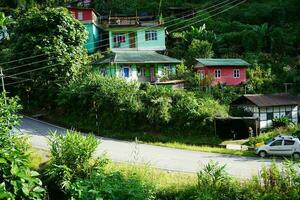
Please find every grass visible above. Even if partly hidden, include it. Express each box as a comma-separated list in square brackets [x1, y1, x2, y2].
[105, 162, 197, 194]
[145, 142, 256, 157]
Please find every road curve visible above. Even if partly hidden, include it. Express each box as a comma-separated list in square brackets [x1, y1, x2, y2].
[18, 116, 280, 179]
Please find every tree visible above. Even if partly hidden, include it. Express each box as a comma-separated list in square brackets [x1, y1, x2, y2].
[186, 39, 214, 66]
[6, 7, 89, 102]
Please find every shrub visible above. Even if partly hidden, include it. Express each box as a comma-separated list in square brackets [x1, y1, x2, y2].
[0, 94, 45, 199]
[242, 161, 300, 200]
[58, 75, 227, 136]
[44, 130, 106, 198]
[70, 171, 155, 200]
[272, 117, 291, 128]
[195, 161, 241, 200]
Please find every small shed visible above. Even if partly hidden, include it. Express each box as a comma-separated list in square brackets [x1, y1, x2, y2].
[230, 94, 299, 129]
[215, 116, 259, 139]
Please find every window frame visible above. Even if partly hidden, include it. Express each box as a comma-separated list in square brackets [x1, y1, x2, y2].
[233, 69, 240, 78]
[77, 11, 83, 20]
[113, 33, 126, 46]
[145, 30, 158, 41]
[284, 140, 295, 146]
[214, 69, 221, 78]
[267, 112, 273, 121]
[270, 140, 283, 146]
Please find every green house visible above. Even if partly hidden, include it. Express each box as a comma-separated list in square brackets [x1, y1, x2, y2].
[95, 51, 180, 82]
[96, 16, 181, 82]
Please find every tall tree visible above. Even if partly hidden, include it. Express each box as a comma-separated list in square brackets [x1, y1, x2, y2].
[6, 7, 89, 102]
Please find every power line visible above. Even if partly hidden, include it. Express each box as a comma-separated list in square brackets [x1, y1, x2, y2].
[4, 0, 245, 83]
[0, 0, 233, 66]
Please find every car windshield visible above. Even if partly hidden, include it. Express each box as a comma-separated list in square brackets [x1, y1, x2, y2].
[265, 138, 274, 145]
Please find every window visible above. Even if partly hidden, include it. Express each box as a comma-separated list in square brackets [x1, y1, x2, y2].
[270, 140, 282, 146]
[267, 113, 273, 121]
[285, 111, 292, 119]
[78, 11, 83, 20]
[163, 65, 172, 76]
[284, 140, 295, 146]
[214, 69, 221, 78]
[233, 69, 240, 78]
[137, 66, 146, 77]
[145, 30, 158, 41]
[113, 34, 126, 47]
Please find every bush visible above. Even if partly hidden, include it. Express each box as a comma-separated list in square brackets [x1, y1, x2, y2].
[0, 93, 45, 199]
[70, 171, 155, 200]
[272, 117, 291, 128]
[242, 161, 300, 200]
[195, 161, 241, 200]
[43, 130, 106, 198]
[58, 75, 227, 136]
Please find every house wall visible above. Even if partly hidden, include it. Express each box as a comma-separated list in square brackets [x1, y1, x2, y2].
[137, 28, 166, 51]
[195, 66, 247, 85]
[243, 105, 298, 129]
[97, 63, 177, 82]
[108, 27, 166, 51]
[109, 31, 131, 49]
[84, 23, 100, 53]
[69, 8, 93, 21]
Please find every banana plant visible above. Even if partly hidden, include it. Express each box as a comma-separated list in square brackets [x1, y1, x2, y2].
[0, 12, 9, 41]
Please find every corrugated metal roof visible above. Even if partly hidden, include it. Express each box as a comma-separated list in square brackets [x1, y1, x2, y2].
[196, 59, 250, 67]
[96, 51, 181, 64]
[232, 94, 299, 107]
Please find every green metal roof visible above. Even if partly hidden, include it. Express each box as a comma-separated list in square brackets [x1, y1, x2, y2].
[196, 59, 250, 67]
[97, 51, 181, 64]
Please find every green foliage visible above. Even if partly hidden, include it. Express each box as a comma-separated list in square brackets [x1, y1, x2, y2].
[0, 93, 21, 136]
[44, 131, 103, 192]
[0, 136, 46, 200]
[242, 161, 300, 200]
[58, 75, 227, 135]
[272, 117, 291, 128]
[186, 39, 214, 65]
[247, 126, 299, 146]
[6, 7, 89, 103]
[195, 161, 241, 200]
[0, 94, 45, 200]
[70, 171, 155, 200]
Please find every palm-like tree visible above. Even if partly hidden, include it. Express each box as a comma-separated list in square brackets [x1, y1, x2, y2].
[0, 12, 9, 41]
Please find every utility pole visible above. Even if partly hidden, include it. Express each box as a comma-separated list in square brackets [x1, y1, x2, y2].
[0, 66, 7, 105]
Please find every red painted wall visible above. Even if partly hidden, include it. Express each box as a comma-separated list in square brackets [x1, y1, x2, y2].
[195, 66, 247, 86]
[68, 8, 93, 21]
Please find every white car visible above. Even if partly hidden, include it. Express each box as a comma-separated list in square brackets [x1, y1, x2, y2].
[256, 135, 300, 159]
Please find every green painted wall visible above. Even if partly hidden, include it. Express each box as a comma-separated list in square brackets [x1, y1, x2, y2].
[97, 63, 177, 82]
[137, 28, 165, 51]
[108, 27, 166, 51]
[84, 23, 101, 54]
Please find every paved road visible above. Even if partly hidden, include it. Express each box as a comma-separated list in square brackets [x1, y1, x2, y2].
[18, 116, 280, 179]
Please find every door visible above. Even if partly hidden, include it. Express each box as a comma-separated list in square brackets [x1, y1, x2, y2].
[282, 140, 296, 155]
[150, 67, 155, 82]
[122, 67, 130, 78]
[268, 140, 283, 155]
[129, 32, 136, 48]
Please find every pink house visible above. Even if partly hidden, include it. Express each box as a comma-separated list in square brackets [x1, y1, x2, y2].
[193, 59, 250, 86]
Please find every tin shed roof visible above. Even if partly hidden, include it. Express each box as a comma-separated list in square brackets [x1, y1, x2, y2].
[196, 59, 250, 67]
[96, 51, 181, 64]
[231, 94, 300, 107]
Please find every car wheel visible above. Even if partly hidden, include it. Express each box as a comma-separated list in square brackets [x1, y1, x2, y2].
[258, 151, 267, 158]
[293, 152, 300, 159]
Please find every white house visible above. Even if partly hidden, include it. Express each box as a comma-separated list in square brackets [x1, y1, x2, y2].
[230, 94, 299, 130]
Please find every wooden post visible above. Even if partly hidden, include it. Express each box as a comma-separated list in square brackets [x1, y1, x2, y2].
[0, 67, 7, 105]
